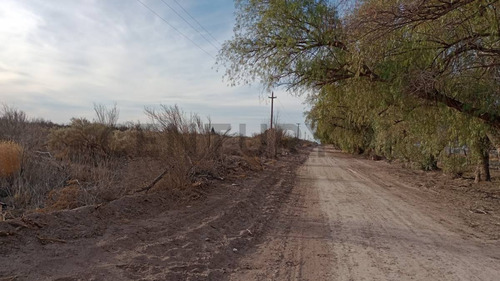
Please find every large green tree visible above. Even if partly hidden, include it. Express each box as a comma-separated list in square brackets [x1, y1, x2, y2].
[219, 0, 499, 180]
[220, 0, 499, 127]
[218, 0, 354, 90]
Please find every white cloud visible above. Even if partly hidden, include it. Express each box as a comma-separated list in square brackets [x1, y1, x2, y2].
[0, 0, 312, 137]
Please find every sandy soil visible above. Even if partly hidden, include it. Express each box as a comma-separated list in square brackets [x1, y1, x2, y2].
[0, 151, 308, 281]
[228, 146, 500, 281]
[1, 146, 499, 281]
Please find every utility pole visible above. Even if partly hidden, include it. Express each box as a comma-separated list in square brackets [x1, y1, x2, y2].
[296, 123, 300, 139]
[269, 91, 277, 129]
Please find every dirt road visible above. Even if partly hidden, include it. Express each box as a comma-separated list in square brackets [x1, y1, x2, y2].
[1, 146, 499, 280]
[229, 147, 500, 281]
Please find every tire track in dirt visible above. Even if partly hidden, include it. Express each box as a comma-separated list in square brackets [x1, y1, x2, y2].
[228, 146, 500, 281]
[0, 152, 309, 281]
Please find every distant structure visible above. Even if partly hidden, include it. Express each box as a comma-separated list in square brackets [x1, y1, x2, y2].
[239, 124, 246, 136]
[206, 123, 231, 134]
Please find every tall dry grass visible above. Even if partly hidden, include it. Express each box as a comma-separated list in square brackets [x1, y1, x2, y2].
[0, 104, 307, 217]
[0, 141, 23, 178]
[143, 105, 228, 191]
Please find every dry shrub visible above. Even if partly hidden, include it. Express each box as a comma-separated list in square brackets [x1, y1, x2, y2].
[244, 155, 263, 171]
[243, 135, 266, 156]
[110, 130, 136, 156]
[5, 151, 69, 209]
[223, 155, 263, 173]
[250, 129, 290, 158]
[109, 128, 160, 157]
[48, 118, 114, 163]
[279, 136, 299, 153]
[0, 106, 70, 210]
[0, 104, 28, 141]
[0, 141, 23, 178]
[144, 105, 228, 190]
[48, 119, 159, 162]
[45, 184, 83, 211]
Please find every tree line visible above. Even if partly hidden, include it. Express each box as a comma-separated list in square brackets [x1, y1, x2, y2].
[218, 0, 500, 181]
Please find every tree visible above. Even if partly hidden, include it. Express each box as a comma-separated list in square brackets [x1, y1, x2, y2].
[352, 0, 500, 128]
[352, 0, 499, 179]
[220, 0, 499, 126]
[218, 0, 355, 91]
[220, 0, 499, 180]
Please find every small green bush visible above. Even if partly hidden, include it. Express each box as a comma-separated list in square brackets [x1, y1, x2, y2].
[440, 154, 468, 177]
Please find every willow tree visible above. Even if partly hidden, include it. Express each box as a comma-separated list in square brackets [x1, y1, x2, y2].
[306, 81, 381, 154]
[218, 0, 356, 90]
[219, 0, 499, 180]
[351, 0, 499, 179]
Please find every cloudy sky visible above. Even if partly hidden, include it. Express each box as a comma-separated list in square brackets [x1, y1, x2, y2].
[0, 0, 313, 137]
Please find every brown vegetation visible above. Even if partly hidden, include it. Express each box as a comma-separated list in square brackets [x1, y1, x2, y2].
[0, 104, 308, 219]
[0, 141, 22, 179]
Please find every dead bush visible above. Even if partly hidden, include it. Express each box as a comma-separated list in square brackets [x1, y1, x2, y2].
[109, 130, 137, 157]
[111, 127, 161, 157]
[5, 151, 69, 209]
[279, 135, 300, 153]
[45, 183, 83, 211]
[0, 104, 28, 142]
[143, 105, 228, 191]
[48, 118, 115, 163]
[0, 141, 23, 179]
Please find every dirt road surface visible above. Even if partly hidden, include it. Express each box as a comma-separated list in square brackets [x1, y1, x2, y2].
[229, 147, 500, 281]
[1, 146, 499, 280]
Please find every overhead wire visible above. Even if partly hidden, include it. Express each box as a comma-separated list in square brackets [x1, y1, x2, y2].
[171, 0, 222, 46]
[277, 98, 297, 123]
[135, 0, 216, 59]
[158, 0, 220, 52]
[277, 98, 312, 139]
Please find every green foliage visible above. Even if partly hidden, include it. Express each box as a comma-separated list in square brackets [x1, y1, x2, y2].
[222, 0, 499, 177]
[219, 0, 347, 91]
[440, 153, 468, 177]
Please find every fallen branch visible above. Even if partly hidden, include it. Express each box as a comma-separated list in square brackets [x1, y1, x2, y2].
[135, 168, 169, 193]
[469, 208, 488, 215]
[35, 151, 53, 158]
[7, 220, 29, 229]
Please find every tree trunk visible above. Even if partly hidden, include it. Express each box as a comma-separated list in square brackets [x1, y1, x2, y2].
[481, 146, 491, 182]
[474, 163, 481, 183]
[473, 136, 491, 183]
[486, 129, 500, 159]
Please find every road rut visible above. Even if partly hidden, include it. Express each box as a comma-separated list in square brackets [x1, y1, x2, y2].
[229, 146, 500, 281]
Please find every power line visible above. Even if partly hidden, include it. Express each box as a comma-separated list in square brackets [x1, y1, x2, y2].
[171, 0, 222, 46]
[159, 0, 220, 52]
[277, 98, 296, 122]
[277, 98, 311, 139]
[135, 0, 215, 59]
